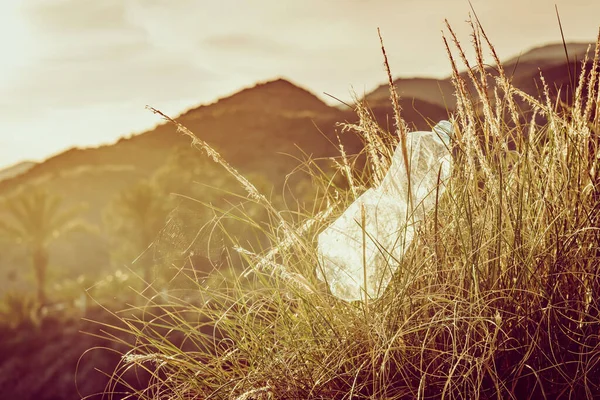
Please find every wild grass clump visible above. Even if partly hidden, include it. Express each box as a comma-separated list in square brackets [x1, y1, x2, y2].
[100, 20, 600, 399]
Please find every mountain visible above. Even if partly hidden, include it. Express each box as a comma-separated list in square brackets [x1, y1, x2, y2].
[181, 78, 337, 118]
[368, 98, 450, 132]
[364, 41, 593, 111]
[0, 77, 445, 202]
[0, 80, 345, 196]
[513, 58, 599, 113]
[502, 42, 591, 67]
[0, 78, 430, 291]
[0, 76, 449, 295]
[0, 161, 36, 183]
[0, 79, 352, 289]
[365, 77, 456, 110]
[486, 42, 593, 102]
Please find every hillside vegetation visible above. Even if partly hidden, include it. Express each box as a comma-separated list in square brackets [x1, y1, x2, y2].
[98, 24, 600, 399]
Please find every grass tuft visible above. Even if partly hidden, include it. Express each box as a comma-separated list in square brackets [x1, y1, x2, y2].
[97, 19, 600, 399]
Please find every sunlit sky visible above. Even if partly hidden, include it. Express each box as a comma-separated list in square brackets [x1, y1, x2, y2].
[0, 0, 598, 168]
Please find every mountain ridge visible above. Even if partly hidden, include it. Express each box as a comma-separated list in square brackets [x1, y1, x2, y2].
[363, 41, 593, 110]
[0, 161, 37, 183]
[0, 78, 344, 195]
[2, 41, 593, 196]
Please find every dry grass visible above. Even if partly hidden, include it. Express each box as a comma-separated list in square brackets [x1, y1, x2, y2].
[96, 19, 600, 400]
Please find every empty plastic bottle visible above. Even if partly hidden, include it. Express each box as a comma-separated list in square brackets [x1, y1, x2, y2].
[317, 120, 453, 301]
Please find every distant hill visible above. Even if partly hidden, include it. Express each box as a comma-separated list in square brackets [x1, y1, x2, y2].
[0, 79, 358, 290]
[0, 80, 349, 196]
[181, 78, 338, 118]
[364, 41, 593, 111]
[0, 161, 36, 183]
[1, 78, 446, 291]
[368, 98, 450, 132]
[0, 77, 444, 201]
[364, 78, 456, 111]
[503, 42, 591, 67]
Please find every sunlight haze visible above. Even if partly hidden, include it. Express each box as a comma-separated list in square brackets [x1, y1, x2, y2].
[1, 0, 599, 167]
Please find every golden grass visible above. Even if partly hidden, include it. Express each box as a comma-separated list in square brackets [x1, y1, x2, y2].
[95, 18, 600, 400]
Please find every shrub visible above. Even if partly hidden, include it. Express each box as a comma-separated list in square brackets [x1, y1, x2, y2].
[97, 20, 600, 399]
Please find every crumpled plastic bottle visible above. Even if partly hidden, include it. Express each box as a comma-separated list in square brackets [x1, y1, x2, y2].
[317, 120, 453, 302]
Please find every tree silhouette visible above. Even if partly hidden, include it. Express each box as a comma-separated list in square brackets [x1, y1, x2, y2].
[104, 181, 170, 284]
[0, 187, 85, 304]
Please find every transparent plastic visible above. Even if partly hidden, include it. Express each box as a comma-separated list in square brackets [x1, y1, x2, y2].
[317, 121, 453, 301]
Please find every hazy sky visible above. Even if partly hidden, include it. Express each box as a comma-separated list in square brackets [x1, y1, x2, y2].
[1, 0, 598, 168]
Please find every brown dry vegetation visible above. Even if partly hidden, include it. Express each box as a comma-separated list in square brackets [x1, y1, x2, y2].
[98, 20, 600, 400]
